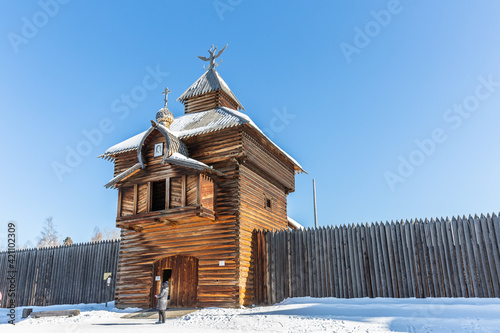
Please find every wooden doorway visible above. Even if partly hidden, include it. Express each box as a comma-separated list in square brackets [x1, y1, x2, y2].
[152, 255, 198, 308]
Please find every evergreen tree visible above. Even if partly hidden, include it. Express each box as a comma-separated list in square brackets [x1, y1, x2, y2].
[63, 236, 73, 246]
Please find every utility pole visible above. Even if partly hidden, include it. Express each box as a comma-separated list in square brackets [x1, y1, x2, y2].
[313, 178, 318, 228]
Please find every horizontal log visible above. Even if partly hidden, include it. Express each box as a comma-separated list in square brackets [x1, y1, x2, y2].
[30, 310, 80, 318]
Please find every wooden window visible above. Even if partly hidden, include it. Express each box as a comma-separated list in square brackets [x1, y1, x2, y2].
[137, 183, 148, 214]
[120, 186, 135, 216]
[186, 175, 198, 206]
[264, 194, 272, 210]
[200, 175, 214, 210]
[121, 176, 202, 215]
[169, 177, 183, 208]
[151, 180, 166, 211]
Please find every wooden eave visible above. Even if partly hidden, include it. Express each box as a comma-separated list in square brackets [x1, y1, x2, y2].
[105, 163, 142, 189]
[116, 205, 215, 232]
[114, 167, 224, 190]
[242, 123, 305, 175]
[240, 158, 293, 193]
[163, 156, 225, 178]
[107, 156, 225, 189]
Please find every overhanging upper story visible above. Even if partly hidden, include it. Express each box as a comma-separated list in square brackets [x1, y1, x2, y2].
[101, 107, 304, 182]
[100, 107, 304, 231]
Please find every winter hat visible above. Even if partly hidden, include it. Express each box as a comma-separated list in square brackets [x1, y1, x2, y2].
[163, 281, 168, 287]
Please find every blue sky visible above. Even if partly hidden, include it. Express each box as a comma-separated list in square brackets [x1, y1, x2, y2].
[1, 0, 499, 246]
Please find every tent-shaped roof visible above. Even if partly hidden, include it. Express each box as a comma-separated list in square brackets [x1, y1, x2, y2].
[177, 68, 244, 110]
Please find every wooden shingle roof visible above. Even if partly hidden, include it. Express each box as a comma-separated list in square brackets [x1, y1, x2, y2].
[99, 107, 304, 174]
[177, 68, 244, 110]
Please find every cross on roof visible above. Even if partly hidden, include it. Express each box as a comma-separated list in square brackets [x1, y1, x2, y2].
[162, 87, 171, 107]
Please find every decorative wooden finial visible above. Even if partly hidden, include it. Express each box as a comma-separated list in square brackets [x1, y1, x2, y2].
[197, 44, 228, 70]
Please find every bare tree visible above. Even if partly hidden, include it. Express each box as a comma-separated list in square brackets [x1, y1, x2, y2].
[37, 217, 60, 248]
[103, 228, 120, 240]
[91, 226, 120, 242]
[63, 237, 73, 246]
[91, 227, 104, 242]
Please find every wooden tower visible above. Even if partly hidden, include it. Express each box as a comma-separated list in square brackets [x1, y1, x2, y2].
[100, 45, 304, 308]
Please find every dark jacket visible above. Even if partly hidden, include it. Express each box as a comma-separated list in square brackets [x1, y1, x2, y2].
[156, 285, 169, 310]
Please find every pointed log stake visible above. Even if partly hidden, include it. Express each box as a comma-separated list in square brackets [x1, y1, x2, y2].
[313, 179, 318, 228]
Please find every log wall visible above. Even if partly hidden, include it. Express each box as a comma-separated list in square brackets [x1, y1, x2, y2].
[235, 128, 295, 306]
[112, 123, 296, 308]
[116, 220, 239, 308]
[242, 129, 295, 192]
[238, 164, 288, 306]
[253, 214, 500, 305]
[114, 128, 244, 308]
[183, 90, 240, 114]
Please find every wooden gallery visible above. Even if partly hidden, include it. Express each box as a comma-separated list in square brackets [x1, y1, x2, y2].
[100, 46, 304, 308]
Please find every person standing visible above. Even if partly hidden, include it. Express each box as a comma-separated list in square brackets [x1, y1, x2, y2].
[155, 281, 169, 324]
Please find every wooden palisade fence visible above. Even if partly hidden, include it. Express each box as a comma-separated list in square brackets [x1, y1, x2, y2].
[253, 214, 500, 305]
[0, 240, 120, 308]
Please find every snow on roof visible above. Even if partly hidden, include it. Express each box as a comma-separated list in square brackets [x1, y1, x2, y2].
[164, 153, 224, 176]
[222, 108, 304, 172]
[100, 130, 147, 158]
[104, 163, 142, 189]
[104, 153, 223, 188]
[171, 107, 247, 138]
[287, 216, 304, 230]
[100, 107, 303, 172]
[165, 152, 207, 167]
[177, 68, 244, 110]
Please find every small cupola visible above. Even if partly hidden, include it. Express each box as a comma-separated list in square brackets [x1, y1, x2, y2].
[177, 44, 244, 114]
[156, 88, 174, 128]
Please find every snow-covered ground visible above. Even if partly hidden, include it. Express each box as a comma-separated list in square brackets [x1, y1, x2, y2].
[1, 297, 500, 332]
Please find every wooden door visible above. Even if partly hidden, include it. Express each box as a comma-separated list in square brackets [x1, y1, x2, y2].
[152, 255, 198, 308]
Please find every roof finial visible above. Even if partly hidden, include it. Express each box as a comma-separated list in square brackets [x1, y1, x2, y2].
[156, 87, 174, 128]
[162, 87, 171, 108]
[198, 44, 227, 70]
